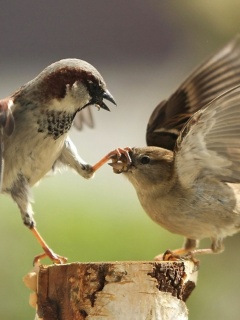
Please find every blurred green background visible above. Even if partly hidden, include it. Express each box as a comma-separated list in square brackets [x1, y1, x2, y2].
[1, 1, 240, 319]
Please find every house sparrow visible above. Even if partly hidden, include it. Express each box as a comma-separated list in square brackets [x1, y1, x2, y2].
[109, 84, 240, 259]
[0, 58, 116, 263]
[147, 35, 240, 151]
[94, 36, 240, 259]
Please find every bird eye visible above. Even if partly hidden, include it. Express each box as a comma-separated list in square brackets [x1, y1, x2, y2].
[140, 156, 150, 164]
[88, 81, 99, 93]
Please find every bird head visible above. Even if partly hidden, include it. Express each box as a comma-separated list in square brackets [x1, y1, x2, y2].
[109, 147, 174, 192]
[14, 58, 116, 114]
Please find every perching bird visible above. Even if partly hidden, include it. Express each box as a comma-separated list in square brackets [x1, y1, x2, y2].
[147, 35, 240, 151]
[101, 36, 240, 259]
[0, 59, 116, 263]
[109, 85, 240, 259]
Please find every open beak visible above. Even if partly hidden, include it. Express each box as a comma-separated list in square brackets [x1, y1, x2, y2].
[103, 90, 116, 105]
[85, 89, 117, 111]
[99, 89, 117, 111]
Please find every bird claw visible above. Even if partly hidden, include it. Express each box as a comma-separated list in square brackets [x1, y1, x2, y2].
[155, 249, 200, 269]
[154, 249, 182, 261]
[108, 147, 132, 173]
[92, 147, 132, 173]
[31, 227, 67, 266]
[33, 250, 68, 266]
[163, 249, 182, 261]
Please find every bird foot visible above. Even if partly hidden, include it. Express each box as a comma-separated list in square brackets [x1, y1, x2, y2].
[33, 250, 68, 266]
[155, 249, 200, 267]
[157, 247, 218, 264]
[92, 147, 132, 172]
[154, 248, 189, 261]
[108, 147, 132, 173]
[31, 227, 67, 265]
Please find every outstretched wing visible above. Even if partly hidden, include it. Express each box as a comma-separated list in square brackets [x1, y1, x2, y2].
[147, 35, 240, 150]
[0, 99, 15, 191]
[175, 85, 240, 187]
[73, 105, 94, 130]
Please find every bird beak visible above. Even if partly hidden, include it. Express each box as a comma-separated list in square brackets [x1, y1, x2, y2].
[108, 148, 133, 174]
[84, 89, 117, 112]
[108, 162, 129, 174]
[99, 90, 117, 111]
[103, 90, 116, 105]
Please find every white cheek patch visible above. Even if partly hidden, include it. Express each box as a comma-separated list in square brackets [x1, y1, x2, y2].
[47, 82, 90, 113]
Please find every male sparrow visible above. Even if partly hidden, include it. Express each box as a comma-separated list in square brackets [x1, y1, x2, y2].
[0, 58, 116, 263]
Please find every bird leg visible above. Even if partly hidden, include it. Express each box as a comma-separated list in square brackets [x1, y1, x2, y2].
[155, 238, 197, 261]
[10, 147, 131, 265]
[155, 238, 224, 262]
[11, 147, 131, 265]
[58, 140, 132, 177]
[188, 237, 224, 257]
[155, 248, 194, 261]
[11, 183, 67, 265]
[91, 147, 132, 172]
[154, 238, 198, 261]
[31, 147, 131, 264]
[31, 227, 67, 265]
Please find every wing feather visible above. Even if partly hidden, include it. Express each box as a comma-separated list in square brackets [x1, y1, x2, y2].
[73, 106, 94, 130]
[147, 35, 240, 150]
[175, 85, 240, 187]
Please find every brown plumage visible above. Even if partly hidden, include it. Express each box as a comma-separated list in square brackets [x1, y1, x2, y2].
[147, 35, 240, 150]
[110, 85, 240, 258]
[105, 36, 240, 259]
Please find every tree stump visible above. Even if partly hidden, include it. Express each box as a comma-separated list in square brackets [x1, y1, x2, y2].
[25, 261, 198, 320]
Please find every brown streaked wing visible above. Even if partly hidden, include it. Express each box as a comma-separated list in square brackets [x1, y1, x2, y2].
[147, 35, 240, 150]
[175, 85, 240, 187]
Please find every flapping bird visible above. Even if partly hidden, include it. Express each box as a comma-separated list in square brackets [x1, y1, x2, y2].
[99, 36, 240, 258]
[110, 85, 240, 259]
